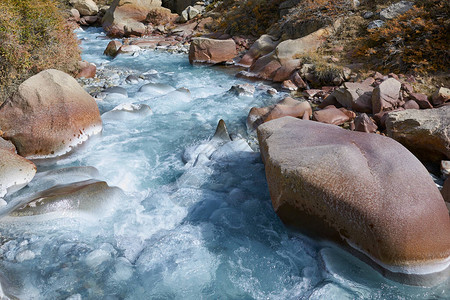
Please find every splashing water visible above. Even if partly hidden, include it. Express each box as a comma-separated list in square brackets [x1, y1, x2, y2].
[0, 27, 448, 300]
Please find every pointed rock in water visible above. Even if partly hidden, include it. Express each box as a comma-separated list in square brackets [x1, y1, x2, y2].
[0, 148, 36, 198]
[9, 180, 123, 217]
[212, 119, 231, 142]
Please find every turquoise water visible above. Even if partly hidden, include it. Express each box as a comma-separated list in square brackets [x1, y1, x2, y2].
[0, 27, 448, 299]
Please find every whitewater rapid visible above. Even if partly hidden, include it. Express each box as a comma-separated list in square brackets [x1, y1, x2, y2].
[0, 27, 448, 299]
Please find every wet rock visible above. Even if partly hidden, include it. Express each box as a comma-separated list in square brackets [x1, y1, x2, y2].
[228, 84, 255, 96]
[282, 80, 297, 91]
[257, 117, 450, 285]
[0, 69, 102, 158]
[247, 97, 311, 130]
[118, 45, 142, 55]
[386, 106, 450, 162]
[139, 82, 175, 95]
[380, 1, 414, 20]
[76, 61, 96, 79]
[313, 105, 351, 126]
[70, 0, 98, 16]
[104, 40, 122, 57]
[330, 82, 373, 113]
[372, 78, 402, 114]
[9, 180, 122, 217]
[0, 149, 36, 197]
[103, 86, 128, 97]
[102, 0, 161, 37]
[102, 103, 152, 121]
[354, 113, 378, 133]
[189, 38, 237, 65]
[125, 75, 140, 84]
[431, 87, 450, 107]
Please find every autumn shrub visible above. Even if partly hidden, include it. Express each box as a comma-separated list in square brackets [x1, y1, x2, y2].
[0, 0, 80, 103]
[353, 0, 450, 74]
[210, 0, 284, 36]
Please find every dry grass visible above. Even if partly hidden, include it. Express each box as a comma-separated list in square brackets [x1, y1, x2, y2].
[0, 0, 81, 103]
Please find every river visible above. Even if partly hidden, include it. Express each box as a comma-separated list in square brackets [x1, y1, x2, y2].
[0, 27, 448, 299]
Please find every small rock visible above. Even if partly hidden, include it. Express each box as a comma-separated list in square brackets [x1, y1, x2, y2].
[442, 161, 450, 178]
[104, 40, 122, 57]
[103, 86, 128, 97]
[354, 113, 378, 133]
[380, 1, 414, 20]
[228, 84, 255, 96]
[363, 11, 374, 19]
[368, 20, 385, 30]
[403, 100, 420, 110]
[125, 75, 140, 84]
[431, 87, 450, 107]
[118, 45, 141, 55]
[409, 93, 433, 109]
[313, 105, 351, 126]
[372, 77, 402, 114]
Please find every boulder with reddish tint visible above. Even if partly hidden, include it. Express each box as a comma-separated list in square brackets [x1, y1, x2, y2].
[257, 117, 450, 285]
[386, 106, 450, 162]
[313, 105, 352, 126]
[330, 82, 373, 113]
[409, 93, 433, 109]
[403, 100, 420, 110]
[354, 113, 378, 133]
[102, 0, 162, 37]
[76, 61, 96, 79]
[238, 35, 279, 67]
[104, 40, 122, 57]
[247, 97, 311, 130]
[189, 38, 237, 65]
[431, 87, 450, 107]
[442, 178, 450, 204]
[145, 7, 177, 25]
[372, 78, 402, 114]
[0, 148, 36, 198]
[0, 69, 102, 158]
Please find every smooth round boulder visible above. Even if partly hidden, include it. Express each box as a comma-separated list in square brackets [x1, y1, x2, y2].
[70, 0, 99, 16]
[0, 69, 102, 158]
[257, 117, 450, 285]
[0, 148, 36, 197]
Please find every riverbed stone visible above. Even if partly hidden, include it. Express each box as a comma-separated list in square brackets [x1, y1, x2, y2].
[102, 0, 162, 37]
[385, 106, 450, 162]
[104, 40, 122, 57]
[0, 148, 36, 197]
[431, 87, 450, 107]
[372, 78, 402, 114]
[238, 35, 279, 67]
[189, 38, 237, 64]
[76, 61, 96, 79]
[354, 113, 378, 133]
[313, 105, 352, 126]
[247, 97, 311, 130]
[70, 0, 99, 16]
[257, 117, 450, 284]
[330, 82, 373, 113]
[0, 69, 102, 158]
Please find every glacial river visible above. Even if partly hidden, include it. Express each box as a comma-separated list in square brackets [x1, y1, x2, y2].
[0, 27, 448, 299]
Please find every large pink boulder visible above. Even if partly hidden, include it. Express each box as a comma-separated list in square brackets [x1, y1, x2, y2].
[0, 69, 102, 158]
[258, 117, 450, 285]
[189, 38, 237, 65]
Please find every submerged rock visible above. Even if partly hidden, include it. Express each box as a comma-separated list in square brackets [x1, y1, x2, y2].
[386, 106, 450, 162]
[0, 149, 36, 198]
[257, 117, 450, 285]
[9, 180, 123, 217]
[0, 69, 102, 158]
